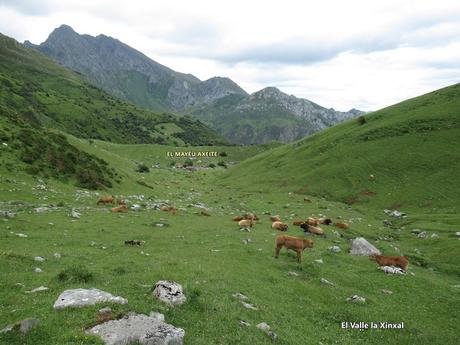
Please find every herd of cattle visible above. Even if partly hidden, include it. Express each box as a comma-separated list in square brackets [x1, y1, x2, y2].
[96, 195, 409, 269]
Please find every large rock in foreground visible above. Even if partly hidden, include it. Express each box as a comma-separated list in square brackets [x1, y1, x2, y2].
[349, 237, 381, 256]
[153, 281, 186, 306]
[53, 288, 128, 310]
[86, 312, 185, 345]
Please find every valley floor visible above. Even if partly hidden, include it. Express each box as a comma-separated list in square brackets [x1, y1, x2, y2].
[0, 142, 459, 345]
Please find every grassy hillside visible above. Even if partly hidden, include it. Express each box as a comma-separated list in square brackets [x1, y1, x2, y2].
[219, 83, 460, 212]
[0, 33, 228, 146]
[0, 132, 458, 345]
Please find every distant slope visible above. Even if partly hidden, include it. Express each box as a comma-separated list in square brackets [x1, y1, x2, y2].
[219, 83, 460, 210]
[0, 33, 228, 146]
[26, 25, 248, 112]
[27, 25, 363, 144]
[190, 87, 363, 144]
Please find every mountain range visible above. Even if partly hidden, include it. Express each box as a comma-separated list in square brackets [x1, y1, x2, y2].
[25, 25, 364, 144]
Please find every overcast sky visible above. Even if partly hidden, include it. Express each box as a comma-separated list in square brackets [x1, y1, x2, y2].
[1, 0, 459, 111]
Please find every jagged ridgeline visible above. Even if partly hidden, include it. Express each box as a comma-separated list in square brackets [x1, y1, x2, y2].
[0, 33, 228, 146]
[0, 33, 227, 188]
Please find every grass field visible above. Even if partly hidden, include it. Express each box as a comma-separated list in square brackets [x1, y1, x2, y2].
[1, 131, 459, 344]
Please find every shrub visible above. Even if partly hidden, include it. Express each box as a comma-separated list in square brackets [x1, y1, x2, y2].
[357, 115, 367, 125]
[136, 164, 150, 173]
[208, 163, 216, 168]
[219, 151, 228, 157]
[217, 160, 227, 168]
[57, 265, 94, 283]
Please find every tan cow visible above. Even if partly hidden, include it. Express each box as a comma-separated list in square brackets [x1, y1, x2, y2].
[275, 235, 314, 263]
[97, 195, 115, 205]
[369, 254, 409, 271]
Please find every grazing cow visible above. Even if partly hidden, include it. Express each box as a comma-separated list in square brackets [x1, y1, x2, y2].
[303, 198, 312, 203]
[293, 220, 305, 226]
[233, 215, 244, 221]
[160, 205, 177, 215]
[200, 211, 211, 216]
[306, 217, 319, 226]
[124, 240, 143, 246]
[238, 219, 254, 229]
[111, 205, 128, 213]
[300, 223, 324, 235]
[319, 218, 333, 225]
[270, 215, 281, 222]
[244, 213, 259, 221]
[272, 221, 289, 231]
[275, 235, 314, 263]
[97, 195, 115, 205]
[369, 254, 409, 271]
[335, 222, 350, 229]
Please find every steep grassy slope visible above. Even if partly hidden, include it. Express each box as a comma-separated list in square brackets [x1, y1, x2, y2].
[0, 33, 228, 146]
[0, 135, 458, 345]
[219, 83, 460, 211]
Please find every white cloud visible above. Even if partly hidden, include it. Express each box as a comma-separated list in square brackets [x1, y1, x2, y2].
[0, 0, 459, 110]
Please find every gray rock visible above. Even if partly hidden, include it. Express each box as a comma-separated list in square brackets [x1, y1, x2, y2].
[268, 331, 278, 340]
[34, 267, 43, 273]
[455, 232, 460, 237]
[411, 229, 422, 234]
[16, 233, 28, 238]
[381, 289, 393, 295]
[34, 207, 50, 213]
[287, 271, 299, 277]
[19, 319, 39, 334]
[28, 286, 48, 293]
[34, 256, 45, 262]
[153, 281, 186, 306]
[0, 210, 16, 218]
[346, 295, 366, 303]
[417, 231, 427, 239]
[350, 237, 381, 256]
[232, 292, 249, 301]
[130, 204, 141, 211]
[149, 312, 165, 323]
[0, 318, 39, 335]
[320, 278, 334, 286]
[71, 209, 81, 219]
[240, 301, 258, 310]
[256, 322, 270, 332]
[54, 252, 61, 258]
[328, 246, 341, 253]
[239, 320, 251, 327]
[53, 288, 128, 309]
[431, 233, 439, 238]
[379, 266, 406, 275]
[86, 312, 185, 345]
[314, 259, 324, 264]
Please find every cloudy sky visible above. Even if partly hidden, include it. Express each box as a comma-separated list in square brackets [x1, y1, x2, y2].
[1, 0, 459, 111]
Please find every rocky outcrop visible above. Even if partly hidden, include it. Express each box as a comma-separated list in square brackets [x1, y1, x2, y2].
[53, 288, 128, 309]
[350, 237, 381, 256]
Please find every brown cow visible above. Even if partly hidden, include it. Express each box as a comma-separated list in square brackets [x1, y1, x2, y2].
[111, 205, 128, 213]
[160, 205, 177, 215]
[293, 220, 305, 226]
[318, 218, 333, 225]
[272, 221, 289, 231]
[275, 235, 314, 263]
[232, 215, 244, 221]
[369, 254, 409, 271]
[244, 213, 259, 221]
[97, 195, 115, 205]
[306, 217, 319, 226]
[270, 215, 281, 222]
[300, 223, 324, 235]
[335, 222, 350, 229]
[238, 219, 254, 229]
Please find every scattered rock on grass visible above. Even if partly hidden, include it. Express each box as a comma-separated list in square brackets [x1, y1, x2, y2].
[346, 295, 366, 303]
[53, 288, 128, 309]
[314, 259, 323, 264]
[320, 278, 335, 286]
[417, 231, 427, 239]
[232, 292, 249, 301]
[34, 267, 43, 273]
[86, 312, 185, 345]
[34, 256, 45, 262]
[350, 237, 381, 256]
[241, 301, 258, 310]
[287, 271, 299, 277]
[256, 323, 270, 332]
[28, 286, 48, 293]
[153, 281, 186, 306]
[268, 331, 278, 340]
[239, 320, 251, 327]
[379, 266, 406, 275]
[0, 318, 39, 335]
[381, 289, 393, 295]
[71, 209, 80, 219]
[328, 246, 341, 253]
[455, 232, 460, 237]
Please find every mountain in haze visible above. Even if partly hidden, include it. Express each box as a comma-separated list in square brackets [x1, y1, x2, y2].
[26, 25, 363, 144]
